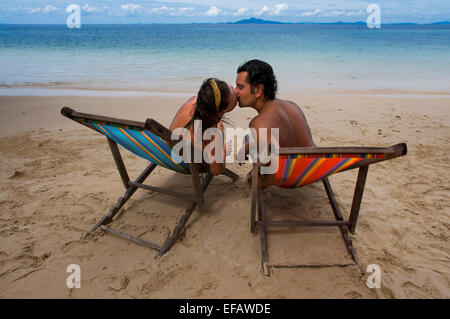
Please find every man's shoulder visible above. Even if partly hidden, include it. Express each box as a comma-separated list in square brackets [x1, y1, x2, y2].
[249, 113, 275, 131]
[276, 98, 299, 108]
[264, 98, 299, 111]
[249, 115, 262, 128]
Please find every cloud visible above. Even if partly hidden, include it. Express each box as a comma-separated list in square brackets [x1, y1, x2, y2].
[256, 5, 269, 16]
[301, 9, 321, 16]
[233, 8, 248, 16]
[120, 3, 142, 14]
[43, 5, 58, 13]
[273, 4, 288, 15]
[328, 11, 345, 16]
[205, 6, 220, 17]
[346, 10, 364, 17]
[151, 6, 173, 14]
[169, 7, 194, 17]
[149, 6, 194, 16]
[82, 4, 107, 13]
[10, 5, 59, 14]
[117, 3, 143, 17]
[322, 10, 364, 17]
[25, 7, 41, 14]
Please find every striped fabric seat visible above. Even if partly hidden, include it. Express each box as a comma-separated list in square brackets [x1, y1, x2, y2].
[273, 153, 385, 188]
[75, 118, 190, 174]
[252, 144, 406, 276]
[61, 106, 240, 257]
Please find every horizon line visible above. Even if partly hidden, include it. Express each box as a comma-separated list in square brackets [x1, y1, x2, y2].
[1, 21, 449, 25]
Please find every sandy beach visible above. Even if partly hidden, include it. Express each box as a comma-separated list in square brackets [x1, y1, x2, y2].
[0, 92, 449, 298]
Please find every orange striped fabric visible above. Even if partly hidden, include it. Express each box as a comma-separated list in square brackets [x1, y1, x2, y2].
[272, 153, 383, 188]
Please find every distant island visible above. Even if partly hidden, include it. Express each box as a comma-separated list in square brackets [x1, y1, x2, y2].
[1, 18, 449, 26]
[230, 18, 286, 24]
[227, 17, 450, 26]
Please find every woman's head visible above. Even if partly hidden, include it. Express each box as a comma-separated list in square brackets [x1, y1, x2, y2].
[194, 78, 237, 129]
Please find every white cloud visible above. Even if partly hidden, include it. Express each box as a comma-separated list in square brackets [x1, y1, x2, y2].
[346, 10, 364, 17]
[12, 5, 59, 14]
[82, 4, 104, 13]
[150, 5, 194, 16]
[169, 7, 195, 16]
[178, 7, 194, 13]
[301, 9, 321, 16]
[25, 7, 41, 14]
[120, 3, 142, 13]
[151, 6, 173, 14]
[329, 10, 345, 16]
[6, 6, 59, 14]
[273, 4, 288, 16]
[43, 5, 58, 13]
[322, 10, 363, 17]
[205, 6, 220, 17]
[233, 8, 248, 16]
[256, 5, 269, 16]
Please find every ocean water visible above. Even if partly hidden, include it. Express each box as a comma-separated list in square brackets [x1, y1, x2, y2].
[0, 24, 449, 95]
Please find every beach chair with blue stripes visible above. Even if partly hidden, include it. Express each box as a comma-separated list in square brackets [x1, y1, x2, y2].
[61, 107, 238, 257]
[250, 143, 407, 275]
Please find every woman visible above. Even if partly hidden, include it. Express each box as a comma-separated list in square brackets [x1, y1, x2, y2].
[169, 78, 237, 175]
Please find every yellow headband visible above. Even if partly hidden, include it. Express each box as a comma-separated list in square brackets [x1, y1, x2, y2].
[209, 79, 221, 111]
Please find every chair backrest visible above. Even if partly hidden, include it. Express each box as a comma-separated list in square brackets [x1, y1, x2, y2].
[61, 107, 190, 174]
[273, 145, 406, 188]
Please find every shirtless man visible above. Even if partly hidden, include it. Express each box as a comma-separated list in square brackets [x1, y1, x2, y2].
[235, 59, 315, 189]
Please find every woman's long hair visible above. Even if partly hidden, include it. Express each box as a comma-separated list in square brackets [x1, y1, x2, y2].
[193, 78, 231, 133]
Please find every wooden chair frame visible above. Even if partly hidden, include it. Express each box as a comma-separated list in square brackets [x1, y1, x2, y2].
[62, 107, 238, 257]
[250, 143, 407, 276]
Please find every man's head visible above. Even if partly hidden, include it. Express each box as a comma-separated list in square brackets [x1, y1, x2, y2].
[235, 59, 278, 108]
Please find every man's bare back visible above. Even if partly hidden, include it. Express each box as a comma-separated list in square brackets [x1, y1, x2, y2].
[250, 98, 315, 149]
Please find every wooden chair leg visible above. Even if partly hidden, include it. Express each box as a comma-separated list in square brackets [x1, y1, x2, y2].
[107, 137, 130, 189]
[256, 189, 270, 276]
[323, 177, 364, 274]
[250, 164, 259, 234]
[222, 168, 239, 181]
[349, 166, 369, 234]
[157, 171, 213, 257]
[322, 177, 344, 221]
[158, 201, 197, 256]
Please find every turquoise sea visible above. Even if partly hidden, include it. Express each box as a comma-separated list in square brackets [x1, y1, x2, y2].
[0, 24, 449, 95]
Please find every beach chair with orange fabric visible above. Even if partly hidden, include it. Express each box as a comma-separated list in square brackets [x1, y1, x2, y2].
[250, 143, 407, 276]
[61, 107, 238, 257]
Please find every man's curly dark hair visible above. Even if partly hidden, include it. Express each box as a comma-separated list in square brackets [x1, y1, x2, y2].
[237, 59, 278, 100]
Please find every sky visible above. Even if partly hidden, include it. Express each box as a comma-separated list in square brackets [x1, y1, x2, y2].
[0, 0, 449, 24]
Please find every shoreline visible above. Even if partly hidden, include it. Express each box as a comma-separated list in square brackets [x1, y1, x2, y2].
[1, 87, 450, 98]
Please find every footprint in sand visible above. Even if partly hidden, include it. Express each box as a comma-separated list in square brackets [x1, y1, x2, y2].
[8, 170, 26, 179]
